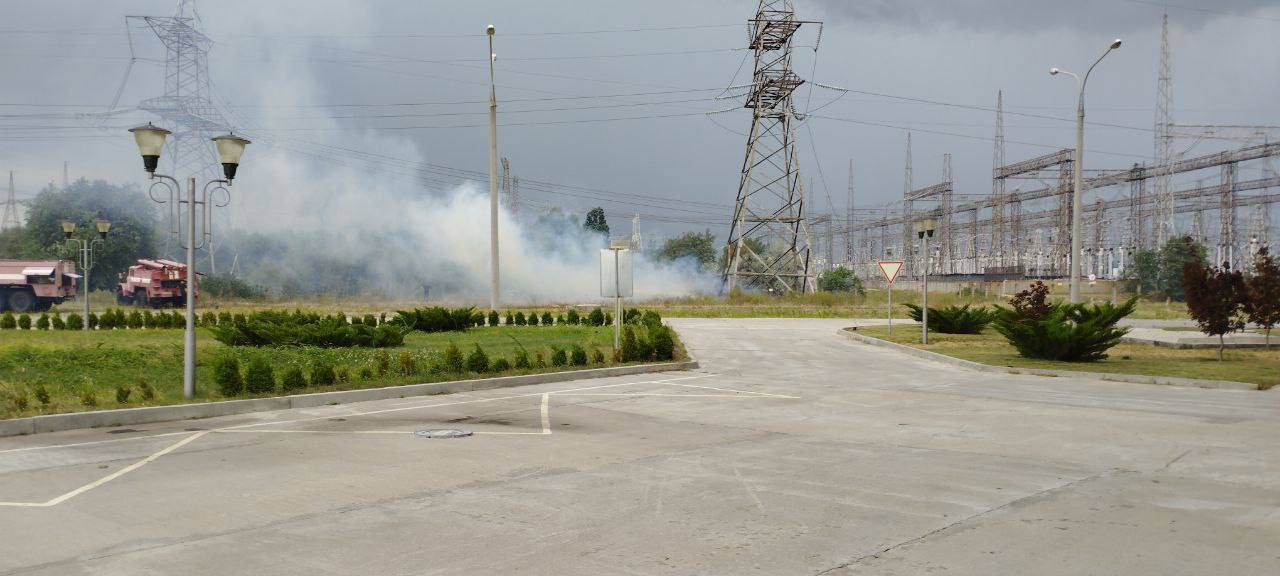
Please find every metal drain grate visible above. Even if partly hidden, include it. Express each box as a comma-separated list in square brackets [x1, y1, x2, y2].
[414, 428, 473, 439]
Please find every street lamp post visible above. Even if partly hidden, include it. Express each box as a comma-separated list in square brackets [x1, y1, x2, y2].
[915, 219, 936, 345]
[1050, 38, 1122, 304]
[128, 123, 250, 398]
[61, 218, 111, 330]
[487, 24, 501, 312]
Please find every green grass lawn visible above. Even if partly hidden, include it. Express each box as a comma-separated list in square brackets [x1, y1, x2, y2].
[851, 325, 1279, 390]
[0, 324, 678, 419]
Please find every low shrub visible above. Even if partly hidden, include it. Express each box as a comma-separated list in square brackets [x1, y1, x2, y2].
[375, 350, 391, 375]
[492, 357, 512, 372]
[651, 326, 675, 361]
[505, 311, 515, 326]
[541, 312, 554, 326]
[138, 379, 157, 401]
[566, 309, 580, 325]
[557, 314, 566, 325]
[363, 314, 377, 327]
[244, 358, 276, 394]
[218, 311, 233, 326]
[211, 310, 405, 348]
[605, 312, 613, 326]
[903, 303, 995, 334]
[466, 344, 490, 373]
[398, 351, 416, 375]
[641, 310, 662, 329]
[232, 313, 246, 324]
[623, 308, 642, 325]
[17, 314, 31, 330]
[591, 348, 605, 364]
[513, 349, 531, 369]
[115, 384, 132, 404]
[33, 382, 51, 406]
[142, 310, 155, 329]
[51, 313, 65, 330]
[392, 307, 475, 333]
[442, 342, 465, 372]
[335, 366, 350, 383]
[87, 312, 99, 329]
[66, 313, 84, 331]
[550, 347, 567, 367]
[311, 362, 337, 387]
[527, 312, 539, 326]
[488, 310, 500, 327]
[992, 297, 1137, 362]
[127, 311, 143, 329]
[202, 311, 217, 327]
[514, 311, 527, 326]
[215, 356, 244, 396]
[0, 312, 15, 329]
[534, 351, 546, 369]
[358, 366, 374, 380]
[36, 313, 50, 330]
[280, 367, 308, 392]
[7, 388, 30, 412]
[587, 307, 605, 326]
[79, 387, 97, 407]
[570, 345, 588, 366]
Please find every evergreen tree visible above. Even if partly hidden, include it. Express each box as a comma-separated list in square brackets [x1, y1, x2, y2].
[583, 207, 610, 236]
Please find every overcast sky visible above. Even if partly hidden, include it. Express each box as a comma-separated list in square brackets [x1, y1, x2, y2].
[3, 0, 1278, 242]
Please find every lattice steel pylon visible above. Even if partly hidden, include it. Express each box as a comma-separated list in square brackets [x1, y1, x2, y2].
[845, 158, 855, 265]
[2, 171, 19, 230]
[132, 0, 228, 183]
[724, 0, 818, 293]
[992, 91, 1007, 268]
[1153, 12, 1176, 246]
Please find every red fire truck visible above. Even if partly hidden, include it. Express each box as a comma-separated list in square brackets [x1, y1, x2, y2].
[0, 259, 80, 312]
[117, 259, 194, 307]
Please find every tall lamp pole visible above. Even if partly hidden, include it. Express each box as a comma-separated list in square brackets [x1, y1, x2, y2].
[914, 219, 935, 344]
[487, 24, 501, 312]
[1051, 38, 1122, 303]
[61, 218, 111, 329]
[128, 123, 250, 398]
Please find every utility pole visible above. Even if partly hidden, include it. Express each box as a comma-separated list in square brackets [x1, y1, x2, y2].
[487, 24, 500, 311]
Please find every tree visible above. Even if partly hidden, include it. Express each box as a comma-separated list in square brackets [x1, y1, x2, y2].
[658, 230, 716, 268]
[0, 179, 158, 291]
[1182, 259, 1247, 360]
[1245, 248, 1280, 348]
[1126, 236, 1206, 300]
[817, 267, 864, 294]
[583, 208, 610, 237]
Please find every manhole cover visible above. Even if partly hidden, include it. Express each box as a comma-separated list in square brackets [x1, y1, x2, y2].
[414, 428, 473, 439]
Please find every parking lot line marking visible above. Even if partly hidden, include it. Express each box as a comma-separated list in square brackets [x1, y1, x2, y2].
[540, 393, 551, 434]
[558, 393, 777, 397]
[664, 381, 800, 399]
[0, 431, 208, 508]
[0, 431, 192, 455]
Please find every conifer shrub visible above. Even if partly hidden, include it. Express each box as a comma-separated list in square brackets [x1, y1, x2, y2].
[442, 342, 466, 372]
[18, 313, 31, 330]
[127, 310, 143, 329]
[466, 344, 490, 373]
[233, 313, 246, 324]
[142, 310, 155, 329]
[528, 312, 539, 326]
[138, 379, 157, 400]
[557, 314, 566, 325]
[280, 367, 308, 392]
[211, 310, 405, 348]
[0, 312, 14, 329]
[550, 347, 568, 367]
[201, 311, 217, 327]
[903, 303, 995, 334]
[534, 351, 546, 368]
[335, 366, 350, 383]
[398, 351, 416, 375]
[218, 311, 233, 326]
[567, 309, 581, 325]
[605, 312, 613, 326]
[311, 362, 337, 387]
[591, 348, 606, 364]
[570, 345, 588, 366]
[513, 349, 531, 369]
[87, 312, 99, 329]
[992, 294, 1137, 362]
[391, 307, 475, 333]
[491, 357, 512, 372]
[505, 311, 515, 325]
[541, 312, 554, 326]
[34, 382, 51, 406]
[115, 384, 132, 404]
[364, 314, 378, 327]
[488, 310, 500, 327]
[215, 356, 244, 396]
[36, 313, 50, 330]
[244, 358, 276, 394]
[651, 326, 675, 361]
[79, 386, 98, 407]
[359, 366, 374, 380]
[65, 313, 84, 330]
[514, 311, 527, 326]
[51, 313, 65, 330]
[587, 307, 605, 326]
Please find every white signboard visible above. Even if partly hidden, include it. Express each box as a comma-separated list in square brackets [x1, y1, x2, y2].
[600, 249, 634, 298]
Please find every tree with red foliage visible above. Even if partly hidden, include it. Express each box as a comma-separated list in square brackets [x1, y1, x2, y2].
[1009, 280, 1052, 321]
[1245, 248, 1280, 349]
[1182, 260, 1247, 360]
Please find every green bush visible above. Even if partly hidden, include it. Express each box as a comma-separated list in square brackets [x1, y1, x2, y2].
[570, 345, 588, 366]
[541, 312, 554, 326]
[335, 366, 350, 383]
[992, 298, 1137, 362]
[492, 357, 512, 372]
[587, 307, 605, 326]
[51, 313, 65, 330]
[142, 310, 155, 329]
[641, 310, 662, 329]
[651, 326, 675, 361]
[567, 309, 580, 325]
[17, 313, 31, 330]
[374, 350, 391, 376]
[557, 314, 566, 325]
[244, 358, 276, 394]
[115, 384, 132, 404]
[211, 310, 405, 348]
[442, 342, 465, 373]
[591, 348, 605, 364]
[487, 310, 500, 327]
[621, 327, 656, 362]
[513, 349, 531, 369]
[505, 311, 515, 326]
[358, 366, 374, 380]
[605, 312, 613, 326]
[201, 311, 217, 327]
[281, 367, 308, 392]
[311, 362, 337, 387]
[398, 351, 416, 375]
[36, 313, 50, 330]
[232, 313, 246, 324]
[33, 382, 51, 406]
[392, 307, 475, 333]
[623, 308, 642, 325]
[534, 351, 546, 369]
[8, 388, 29, 412]
[903, 303, 995, 334]
[87, 312, 99, 329]
[138, 379, 157, 400]
[466, 344, 490, 373]
[528, 312, 539, 326]
[218, 311, 233, 326]
[127, 310, 143, 329]
[66, 313, 84, 330]
[550, 347, 567, 367]
[215, 356, 244, 396]
[363, 314, 377, 327]
[79, 387, 97, 407]
[514, 311, 527, 326]
[0, 312, 14, 329]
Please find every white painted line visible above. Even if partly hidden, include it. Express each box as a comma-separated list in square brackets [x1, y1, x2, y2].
[559, 393, 780, 398]
[0, 430, 192, 455]
[665, 381, 800, 399]
[540, 393, 551, 435]
[0, 431, 208, 508]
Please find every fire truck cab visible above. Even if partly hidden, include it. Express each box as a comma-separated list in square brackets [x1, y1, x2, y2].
[117, 259, 193, 308]
[0, 259, 79, 312]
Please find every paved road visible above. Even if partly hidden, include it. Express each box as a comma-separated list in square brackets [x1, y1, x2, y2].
[1, 318, 1277, 575]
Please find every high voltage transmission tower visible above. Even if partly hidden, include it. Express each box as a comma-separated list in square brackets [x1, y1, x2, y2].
[2, 172, 19, 231]
[1153, 12, 1176, 246]
[724, 0, 820, 294]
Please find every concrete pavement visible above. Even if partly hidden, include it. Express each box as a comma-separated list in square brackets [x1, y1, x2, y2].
[1, 317, 1277, 575]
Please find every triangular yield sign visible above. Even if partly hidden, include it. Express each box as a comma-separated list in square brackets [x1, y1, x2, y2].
[877, 261, 904, 284]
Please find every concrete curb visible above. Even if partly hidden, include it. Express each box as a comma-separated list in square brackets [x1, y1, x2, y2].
[1121, 335, 1271, 350]
[838, 328, 1260, 392]
[0, 360, 700, 438]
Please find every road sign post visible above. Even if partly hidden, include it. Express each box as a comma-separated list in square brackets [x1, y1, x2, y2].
[876, 261, 904, 335]
[602, 240, 634, 351]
